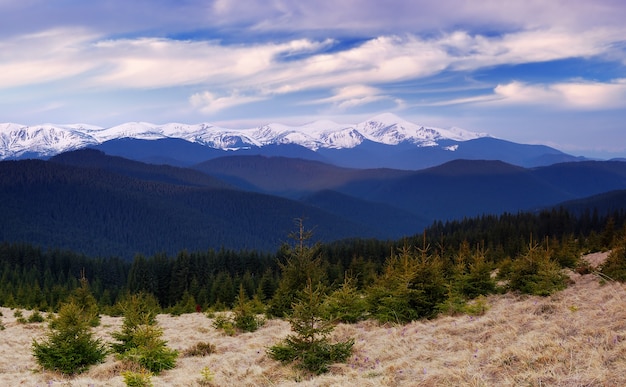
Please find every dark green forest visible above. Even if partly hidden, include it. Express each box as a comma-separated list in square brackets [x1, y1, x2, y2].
[1, 206, 624, 320]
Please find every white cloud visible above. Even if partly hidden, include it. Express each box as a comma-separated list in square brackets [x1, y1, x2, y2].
[492, 79, 626, 109]
[1, 2, 625, 118]
[203, 1, 626, 37]
[189, 91, 264, 114]
[3, 25, 618, 95]
[0, 28, 96, 87]
[309, 85, 388, 110]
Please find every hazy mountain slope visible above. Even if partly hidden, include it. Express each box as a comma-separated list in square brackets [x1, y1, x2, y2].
[193, 155, 412, 196]
[193, 155, 626, 223]
[555, 189, 626, 216]
[51, 149, 232, 189]
[530, 161, 626, 198]
[300, 189, 430, 236]
[91, 137, 229, 166]
[0, 158, 387, 257]
[333, 160, 563, 221]
[318, 137, 581, 169]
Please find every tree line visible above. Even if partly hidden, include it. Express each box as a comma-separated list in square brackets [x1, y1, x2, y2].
[1, 206, 624, 314]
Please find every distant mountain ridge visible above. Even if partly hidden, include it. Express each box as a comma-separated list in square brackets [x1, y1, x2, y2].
[194, 155, 626, 222]
[1, 149, 625, 257]
[0, 113, 584, 169]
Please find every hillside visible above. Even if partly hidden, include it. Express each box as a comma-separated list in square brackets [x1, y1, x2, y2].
[0, 153, 386, 257]
[2, 151, 625, 257]
[2, 253, 626, 386]
[193, 155, 626, 222]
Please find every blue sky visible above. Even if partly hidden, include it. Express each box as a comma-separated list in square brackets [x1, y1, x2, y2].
[1, 0, 625, 158]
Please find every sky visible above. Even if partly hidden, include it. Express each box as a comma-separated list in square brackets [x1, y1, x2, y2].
[1, 0, 625, 158]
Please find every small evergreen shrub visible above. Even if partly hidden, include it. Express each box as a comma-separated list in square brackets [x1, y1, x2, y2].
[267, 219, 327, 318]
[167, 291, 197, 316]
[119, 324, 178, 374]
[268, 280, 354, 374]
[122, 368, 153, 387]
[68, 273, 101, 327]
[505, 243, 568, 296]
[322, 275, 368, 323]
[366, 246, 447, 323]
[198, 366, 215, 386]
[212, 279, 265, 336]
[32, 302, 107, 375]
[111, 293, 177, 374]
[14, 309, 27, 324]
[600, 232, 626, 282]
[232, 285, 265, 333]
[212, 313, 236, 336]
[27, 310, 45, 323]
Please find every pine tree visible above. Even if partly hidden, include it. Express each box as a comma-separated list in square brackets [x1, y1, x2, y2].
[32, 301, 107, 375]
[600, 227, 626, 281]
[506, 240, 568, 296]
[111, 293, 177, 374]
[268, 279, 353, 374]
[367, 243, 447, 323]
[268, 218, 326, 317]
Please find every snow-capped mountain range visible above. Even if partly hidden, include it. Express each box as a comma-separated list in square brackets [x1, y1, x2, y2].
[0, 113, 488, 160]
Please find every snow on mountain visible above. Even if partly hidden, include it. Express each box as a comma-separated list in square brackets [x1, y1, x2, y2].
[0, 123, 100, 158]
[0, 114, 490, 159]
[356, 113, 484, 146]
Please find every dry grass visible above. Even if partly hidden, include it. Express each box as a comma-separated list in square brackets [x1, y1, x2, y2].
[2, 252, 625, 386]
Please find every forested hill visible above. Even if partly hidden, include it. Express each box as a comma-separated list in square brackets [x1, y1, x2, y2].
[0, 152, 384, 258]
[3, 149, 626, 258]
[0, 204, 623, 312]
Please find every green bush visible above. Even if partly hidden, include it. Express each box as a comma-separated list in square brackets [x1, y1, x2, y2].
[111, 293, 177, 374]
[232, 285, 265, 333]
[118, 324, 178, 374]
[366, 246, 447, 323]
[322, 275, 368, 323]
[600, 231, 626, 282]
[32, 302, 107, 375]
[67, 274, 101, 327]
[452, 246, 496, 299]
[505, 243, 568, 296]
[167, 291, 197, 316]
[268, 279, 354, 374]
[198, 366, 215, 386]
[110, 293, 160, 354]
[267, 219, 327, 318]
[14, 309, 27, 324]
[122, 368, 153, 387]
[212, 313, 236, 336]
[27, 310, 45, 323]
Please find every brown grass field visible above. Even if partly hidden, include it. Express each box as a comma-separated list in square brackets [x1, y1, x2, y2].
[1, 252, 625, 386]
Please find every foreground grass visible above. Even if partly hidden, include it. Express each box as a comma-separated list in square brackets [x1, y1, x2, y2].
[1, 252, 625, 386]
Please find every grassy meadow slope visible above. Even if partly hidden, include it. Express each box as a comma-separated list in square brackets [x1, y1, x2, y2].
[1, 252, 625, 386]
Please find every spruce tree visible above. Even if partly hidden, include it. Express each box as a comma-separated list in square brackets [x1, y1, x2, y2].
[32, 301, 107, 375]
[367, 244, 447, 323]
[111, 293, 177, 374]
[268, 221, 353, 374]
[268, 279, 354, 374]
[267, 218, 326, 317]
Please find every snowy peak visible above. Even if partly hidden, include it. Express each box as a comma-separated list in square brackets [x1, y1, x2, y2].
[356, 113, 484, 146]
[0, 123, 99, 158]
[0, 114, 491, 159]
